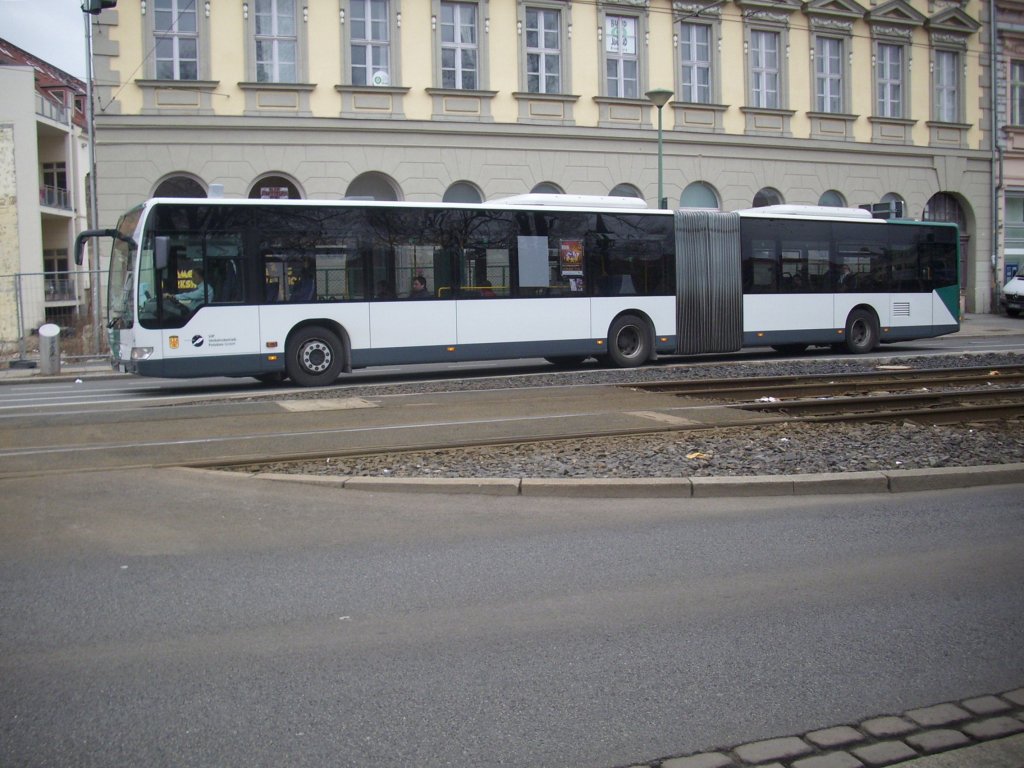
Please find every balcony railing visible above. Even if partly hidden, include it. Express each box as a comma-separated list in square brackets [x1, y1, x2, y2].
[45, 275, 78, 302]
[40, 186, 71, 210]
[35, 93, 70, 125]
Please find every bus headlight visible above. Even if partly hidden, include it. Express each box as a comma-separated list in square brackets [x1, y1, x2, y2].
[130, 347, 155, 361]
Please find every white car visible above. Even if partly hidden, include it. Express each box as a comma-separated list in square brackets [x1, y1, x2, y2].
[1002, 271, 1024, 317]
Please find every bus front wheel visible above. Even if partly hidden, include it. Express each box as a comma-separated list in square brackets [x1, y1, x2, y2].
[843, 309, 880, 354]
[287, 326, 344, 387]
[607, 314, 651, 368]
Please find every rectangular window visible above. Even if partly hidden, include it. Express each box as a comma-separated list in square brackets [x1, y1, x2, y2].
[41, 162, 68, 208]
[441, 1, 478, 90]
[750, 30, 780, 109]
[815, 36, 842, 113]
[351, 0, 390, 86]
[934, 49, 959, 122]
[1012, 61, 1024, 126]
[255, 0, 297, 83]
[1006, 196, 1024, 262]
[679, 23, 711, 104]
[605, 15, 639, 98]
[42, 162, 67, 191]
[526, 7, 561, 94]
[154, 0, 198, 80]
[876, 43, 903, 118]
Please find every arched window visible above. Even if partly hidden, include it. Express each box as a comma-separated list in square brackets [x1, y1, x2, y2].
[818, 190, 846, 207]
[249, 174, 302, 199]
[610, 183, 643, 199]
[753, 187, 783, 207]
[153, 174, 206, 198]
[680, 181, 720, 209]
[346, 172, 400, 201]
[531, 181, 564, 194]
[443, 181, 483, 203]
[880, 192, 906, 217]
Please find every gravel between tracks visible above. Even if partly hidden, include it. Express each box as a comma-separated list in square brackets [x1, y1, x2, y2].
[240, 352, 1024, 479]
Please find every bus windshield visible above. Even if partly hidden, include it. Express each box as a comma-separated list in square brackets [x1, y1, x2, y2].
[106, 206, 144, 330]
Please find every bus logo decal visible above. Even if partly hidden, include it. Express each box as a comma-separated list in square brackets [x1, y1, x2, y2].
[169, 336, 179, 349]
[192, 335, 205, 348]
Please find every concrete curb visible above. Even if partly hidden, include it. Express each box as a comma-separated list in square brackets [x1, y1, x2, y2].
[238, 463, 1024, 498]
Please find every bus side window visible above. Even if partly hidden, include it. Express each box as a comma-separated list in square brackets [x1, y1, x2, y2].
[263, 251, 284, 303]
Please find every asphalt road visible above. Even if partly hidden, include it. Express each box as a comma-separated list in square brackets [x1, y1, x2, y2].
[1, 468, 1021, 767]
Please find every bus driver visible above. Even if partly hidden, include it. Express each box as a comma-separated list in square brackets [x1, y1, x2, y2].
[166, 266, 212, 310]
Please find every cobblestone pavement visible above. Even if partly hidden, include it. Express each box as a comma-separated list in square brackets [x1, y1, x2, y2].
[641, 688, 1024, 768]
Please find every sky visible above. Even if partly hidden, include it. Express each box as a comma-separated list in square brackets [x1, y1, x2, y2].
[1, 0, 89, 79]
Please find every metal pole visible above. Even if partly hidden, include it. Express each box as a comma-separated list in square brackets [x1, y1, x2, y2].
[85, 11, 102, 351]
[645, 89, 672, 210]
[15, 275, 26, 362]
[656, 104, 665, 210]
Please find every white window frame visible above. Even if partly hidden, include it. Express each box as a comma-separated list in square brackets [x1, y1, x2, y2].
[933, 48, 960, 123]
[1013, 61, 1024, 126]
[349, 0, 391, 86]
[679, 22, 712, 104]
[604, 13, 639, 98]
[749, 29, 780, 108]
[440, 1, 479, 90]
[255, 0, 297, 84]
[525, 6, 562, 94]
[876, 42, 905, 118]
[153, 0, 199, 80]
[815, 36, 843, 113]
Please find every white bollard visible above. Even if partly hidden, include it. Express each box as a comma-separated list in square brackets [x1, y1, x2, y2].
[38, 323, 61, 375]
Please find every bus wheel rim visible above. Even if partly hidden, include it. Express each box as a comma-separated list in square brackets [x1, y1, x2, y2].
[617, 330, 639, 357]
[851, 320, 867, 345]
[301, 340, 332, 373]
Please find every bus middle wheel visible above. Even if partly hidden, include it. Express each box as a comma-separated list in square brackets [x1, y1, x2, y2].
[844, 309, 880, 354]
[287, 326, 344, 387]
[607, 314, 651, 368]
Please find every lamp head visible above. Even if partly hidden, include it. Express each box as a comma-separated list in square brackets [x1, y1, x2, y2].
[645, 88, 673, 108]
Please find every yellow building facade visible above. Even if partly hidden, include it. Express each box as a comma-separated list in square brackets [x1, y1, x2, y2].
[90, 0, 996, 311]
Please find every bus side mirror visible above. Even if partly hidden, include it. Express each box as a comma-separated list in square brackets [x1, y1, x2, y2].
[155, 236, 169, 270]
[74, 228, 120, 266]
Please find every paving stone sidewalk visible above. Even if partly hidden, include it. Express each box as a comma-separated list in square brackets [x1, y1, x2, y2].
[632, 687, 1024, 768]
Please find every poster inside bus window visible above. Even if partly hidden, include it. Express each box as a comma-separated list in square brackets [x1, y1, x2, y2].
[560, 240, 584, 277]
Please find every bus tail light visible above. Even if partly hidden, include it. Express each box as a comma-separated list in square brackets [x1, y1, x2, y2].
[130, 347, 154, 361]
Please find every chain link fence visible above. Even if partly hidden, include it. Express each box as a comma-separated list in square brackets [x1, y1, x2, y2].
[0, 269, 109, 368]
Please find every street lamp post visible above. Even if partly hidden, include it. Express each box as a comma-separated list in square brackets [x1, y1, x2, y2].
[645, 88, 673, 210]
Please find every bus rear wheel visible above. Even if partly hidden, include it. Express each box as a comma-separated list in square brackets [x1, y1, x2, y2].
[843, 309, 879, 354]
[607, 314, 651, 368]
[287, 325, 344, 387]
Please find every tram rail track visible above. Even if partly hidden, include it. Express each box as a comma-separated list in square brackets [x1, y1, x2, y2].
[628, 363, 1024, 400]
[1, 360, 1019, 479]
[626, 363, 1024, 427]
[219, 365, 1024, 473]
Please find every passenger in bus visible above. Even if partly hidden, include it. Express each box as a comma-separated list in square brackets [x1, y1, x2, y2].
[166, 266, 211, 310]
[290, 259, 316, 302]
[836, 264, 854, 290]
[408, 275, 430, 299]
[375, 280, 396, 300]
[479, 280, 496, 298]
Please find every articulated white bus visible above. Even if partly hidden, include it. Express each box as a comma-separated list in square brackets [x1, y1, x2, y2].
[77, 194, 960, 387]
